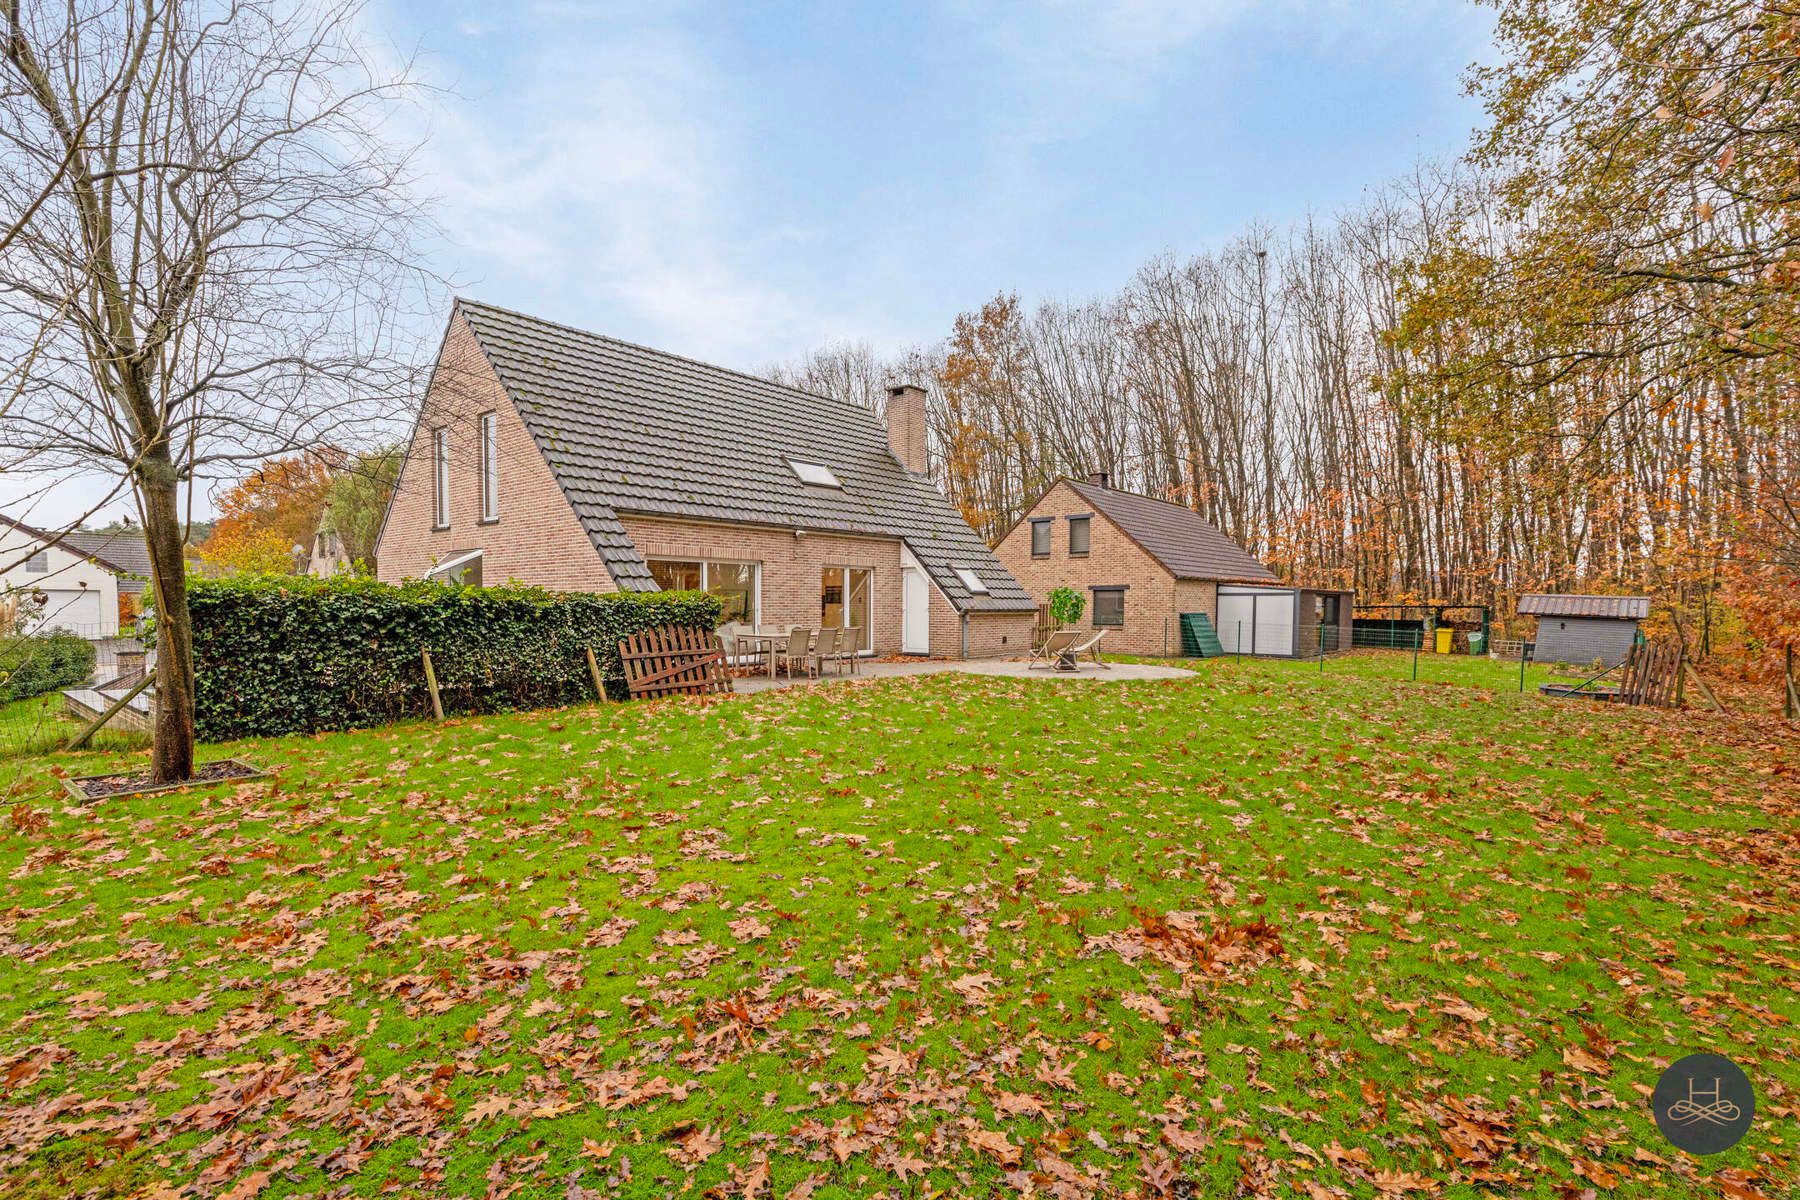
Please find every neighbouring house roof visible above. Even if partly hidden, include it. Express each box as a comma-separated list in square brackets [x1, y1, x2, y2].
[1517, 594, 1650, 620]
[62, 530, 154, 594]
[1061, 480, 1282, 584]
[453, 298, 1035, 613]
[0, 513, 135, 579]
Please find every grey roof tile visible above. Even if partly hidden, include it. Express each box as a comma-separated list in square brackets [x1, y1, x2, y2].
[456, 299, 1033, 612]
[1063, 481, 1280, 583]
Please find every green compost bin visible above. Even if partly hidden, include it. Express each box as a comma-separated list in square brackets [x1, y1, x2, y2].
[1468, 632, 1486, 656]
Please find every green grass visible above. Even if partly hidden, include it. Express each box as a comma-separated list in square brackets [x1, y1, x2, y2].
[0, 654, 1795, 1198]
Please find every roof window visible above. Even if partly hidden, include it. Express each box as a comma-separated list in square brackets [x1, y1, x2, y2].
[787, 460, 842, 489]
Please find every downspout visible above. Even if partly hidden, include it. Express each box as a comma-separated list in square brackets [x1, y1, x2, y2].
[960, 611, 969, 660]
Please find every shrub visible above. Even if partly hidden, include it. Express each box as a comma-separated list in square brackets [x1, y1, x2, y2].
[1048, 586, 1085, 627]
[0, 630, 97, 700]
[188, 575, 724, 740]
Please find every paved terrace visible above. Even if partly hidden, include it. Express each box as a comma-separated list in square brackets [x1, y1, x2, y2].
[730, 657, 1193, 694]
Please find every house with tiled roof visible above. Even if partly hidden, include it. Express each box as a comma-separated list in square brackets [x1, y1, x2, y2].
[995, 475, 1354, 657]
[374, 299, 1037, 658]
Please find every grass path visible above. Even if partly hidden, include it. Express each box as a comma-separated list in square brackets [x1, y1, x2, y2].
[0, 655, 1795, 1198]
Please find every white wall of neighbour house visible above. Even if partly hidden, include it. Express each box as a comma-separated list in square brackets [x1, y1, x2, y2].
[0, 527, 120, 639]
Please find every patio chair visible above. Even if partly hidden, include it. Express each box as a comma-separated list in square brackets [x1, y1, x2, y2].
[833, 627, 862, 675]
[1068, 628, 1111, 668]
[812, 627, 842, 676]
[778, 627, 816, 680]
[1027, 629, 1081, 670]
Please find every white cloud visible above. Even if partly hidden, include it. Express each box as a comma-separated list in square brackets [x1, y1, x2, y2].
[415, 20, 820, 364]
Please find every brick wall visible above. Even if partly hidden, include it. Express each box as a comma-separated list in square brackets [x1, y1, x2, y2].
[377, 312, 615, 591]
[994, 480, 1180, 655]
[619, 515, 904, 654]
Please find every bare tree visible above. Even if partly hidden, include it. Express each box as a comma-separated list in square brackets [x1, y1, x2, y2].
[0, 0, 437, 781]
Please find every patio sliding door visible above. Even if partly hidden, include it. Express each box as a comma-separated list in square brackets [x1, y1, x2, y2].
[820, 566, 872, 653]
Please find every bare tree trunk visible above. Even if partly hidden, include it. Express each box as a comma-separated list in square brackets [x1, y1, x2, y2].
[139, 452, 194, 781]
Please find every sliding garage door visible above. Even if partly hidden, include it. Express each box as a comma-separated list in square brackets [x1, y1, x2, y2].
[1216, 587, 1297, 656]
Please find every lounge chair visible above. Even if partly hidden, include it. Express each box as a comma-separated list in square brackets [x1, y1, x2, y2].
[1027, 629, 1081, 670]
[1069, 628, 1110, 668]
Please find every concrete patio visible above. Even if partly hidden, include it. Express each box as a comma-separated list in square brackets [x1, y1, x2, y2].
[730, 657, 1194, 694]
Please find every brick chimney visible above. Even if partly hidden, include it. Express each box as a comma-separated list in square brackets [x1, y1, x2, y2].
[884, 384, 928, 475]
[1087, 470, 1111, 489]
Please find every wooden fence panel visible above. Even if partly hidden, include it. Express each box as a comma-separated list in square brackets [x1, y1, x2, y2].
[618, 626, 730, 700]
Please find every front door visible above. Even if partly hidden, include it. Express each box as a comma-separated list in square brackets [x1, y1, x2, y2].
[820, 567, 872, 653]
[902, 566, 929, 655]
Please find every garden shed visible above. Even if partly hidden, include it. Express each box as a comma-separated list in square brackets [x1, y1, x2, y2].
[1518, 594, 1650, 669]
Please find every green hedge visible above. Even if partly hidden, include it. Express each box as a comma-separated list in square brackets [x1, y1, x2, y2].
[0, 630, 97, 701]
[189, 575, 723, 740]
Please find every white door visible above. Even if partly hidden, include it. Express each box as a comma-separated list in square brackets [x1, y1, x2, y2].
[1217, 587, 1296, 656]
[902, 567, 929, 655]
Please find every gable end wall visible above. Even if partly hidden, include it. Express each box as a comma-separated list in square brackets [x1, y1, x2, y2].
[376, 312, 616, 591]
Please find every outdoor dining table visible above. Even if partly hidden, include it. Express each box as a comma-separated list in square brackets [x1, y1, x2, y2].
[734, 629, 786, 680]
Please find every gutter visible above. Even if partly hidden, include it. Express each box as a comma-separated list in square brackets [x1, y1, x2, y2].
[960, 611, 969, 661]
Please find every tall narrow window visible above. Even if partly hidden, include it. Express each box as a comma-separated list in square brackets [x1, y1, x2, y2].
[1029, 518, 1051, 557]
[479, 412, 499, 522]
[1068, 515, 1091, 556]
[432, 428, 450, 529]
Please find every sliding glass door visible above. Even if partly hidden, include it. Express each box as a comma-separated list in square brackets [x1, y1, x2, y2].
[820, 567, 872, 652]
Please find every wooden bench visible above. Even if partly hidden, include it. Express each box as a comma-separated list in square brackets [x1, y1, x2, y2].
[617, 625, 730, 700]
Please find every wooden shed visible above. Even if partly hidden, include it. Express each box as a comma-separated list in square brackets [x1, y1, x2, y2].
[1518, 594, 1650, 668]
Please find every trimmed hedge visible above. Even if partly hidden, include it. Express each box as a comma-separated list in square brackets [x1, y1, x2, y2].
[190, 575, 723, 741]
[0, 630, 97, 701]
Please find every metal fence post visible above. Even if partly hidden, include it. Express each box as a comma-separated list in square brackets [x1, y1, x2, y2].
[1519, 645, 1527, 693]
[1318, 624, 1325, 672]
[1411, 638, 1418, 681]
[1236, 622, 1243, 663]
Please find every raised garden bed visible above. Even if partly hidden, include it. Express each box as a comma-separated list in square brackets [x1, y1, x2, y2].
[62, 758, 269, 803]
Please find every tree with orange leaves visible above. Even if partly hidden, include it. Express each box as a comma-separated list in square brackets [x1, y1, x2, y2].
[200, 453, 337, 575]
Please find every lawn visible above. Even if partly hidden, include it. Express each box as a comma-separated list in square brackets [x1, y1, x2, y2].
[0, 654, 1795, 1199]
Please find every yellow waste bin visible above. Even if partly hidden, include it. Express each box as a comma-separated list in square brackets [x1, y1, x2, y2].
[1435, 628, 1454, 654]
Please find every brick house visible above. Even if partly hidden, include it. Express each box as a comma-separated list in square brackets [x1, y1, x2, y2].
[995, 475, 1354, 657]
[374, 300, 1037, 658]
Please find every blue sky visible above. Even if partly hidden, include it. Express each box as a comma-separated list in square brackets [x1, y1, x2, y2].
[17, 0, 1494, 525]
[391, 0, 1493, 365]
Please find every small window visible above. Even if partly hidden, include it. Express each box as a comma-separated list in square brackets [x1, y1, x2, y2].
[1068, 515, 1091, 556]
[953, 566, 989, 594]
[479, 412, 499, 523]
[1029, 519, 1051, 557]
[1092, 586, 1125, 627]
[787, 460, 842, 489]
[432, 428, 450, 529]
[649, 559, 703, 592]
[24, 550, 48, 574]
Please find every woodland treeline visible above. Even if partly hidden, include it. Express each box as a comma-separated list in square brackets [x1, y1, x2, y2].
[771, 2, 1799, 665]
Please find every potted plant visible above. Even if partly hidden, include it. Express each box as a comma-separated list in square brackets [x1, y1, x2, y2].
[1047, 586, 1085, 671]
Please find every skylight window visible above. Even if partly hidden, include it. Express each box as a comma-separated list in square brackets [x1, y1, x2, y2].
[787, 459, 842, 489]
[953, 566, 989, 594]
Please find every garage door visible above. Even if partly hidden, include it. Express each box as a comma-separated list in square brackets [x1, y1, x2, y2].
[1216, 587, 1296, 656]
[28, 589, 105, 637]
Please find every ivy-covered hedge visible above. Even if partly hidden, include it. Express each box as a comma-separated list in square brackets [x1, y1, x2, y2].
[190, 575, 723, 740]
[0, 630, 97, 701]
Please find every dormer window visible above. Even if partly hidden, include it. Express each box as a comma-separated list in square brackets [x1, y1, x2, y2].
[787, 460, 842, 489]
[953, 566, 988, 594]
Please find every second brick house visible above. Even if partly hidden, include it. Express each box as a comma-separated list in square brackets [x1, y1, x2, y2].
[996, 475, 1354, 657]
[375, 299, 1037, 658]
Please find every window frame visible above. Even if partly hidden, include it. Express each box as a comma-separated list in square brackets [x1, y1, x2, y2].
[648, 557, 760, 627]
[786, 459, 843, 489]
[24, 550, 48, 574]
[1029, 518, 1052, 558]
[1091, 584, 1126, 627]
[1067, 514, 1091, 557]
[952, 565, 989, 594]
[432, 427, 450, 530]
[478, 411, 499, 524]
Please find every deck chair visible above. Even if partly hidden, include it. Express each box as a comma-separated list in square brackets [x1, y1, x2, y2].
[1068, 628, 1111, 668]
[1027, 629, 1081, 670]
